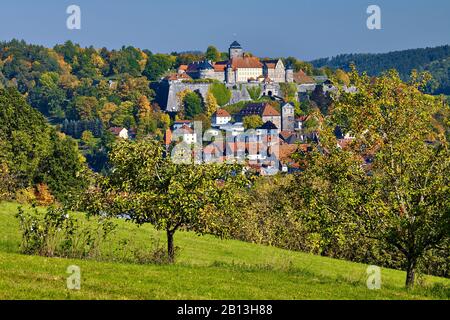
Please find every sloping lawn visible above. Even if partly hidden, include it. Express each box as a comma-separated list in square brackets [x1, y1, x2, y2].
[0, 202, 448, 300]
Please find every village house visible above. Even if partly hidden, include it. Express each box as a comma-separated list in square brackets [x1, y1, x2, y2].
[109, 127, 133, 140]
[219, 122, 246, 138]
[237, 103, 282, 129]
[262, 59, 290, 83]
[173, 120, 193, 131]
[212, 109, 232, 126]
[172, 124, 197, 144]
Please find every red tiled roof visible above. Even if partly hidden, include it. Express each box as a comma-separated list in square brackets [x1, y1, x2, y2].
[213, 61, 228, 72]
[296, 115, 309, 122]
[109, 127, 126, 135]
[262, 105, 280, 117]
[203, 142, 224, 154]
[240, 103, 281, 117]
[279, 131, 293, 140]
[178, 65, 188, 71]
[165, 73, 191, 81]
[262, 59, 280, 69]
[278, 144, 299, 162]
[179, 124, 194, 134]
[231, 57, 263, 70]
[294, 70, 315, 84]
[214, 109, 231, 117]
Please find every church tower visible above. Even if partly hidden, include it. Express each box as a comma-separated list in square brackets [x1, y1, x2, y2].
[285, 63, 294, 83]
[229, 41, 244, 59]
[226, 62, 235, 84]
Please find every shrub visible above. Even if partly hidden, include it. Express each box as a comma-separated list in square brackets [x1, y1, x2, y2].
[0, 163, 16, 200]
[14, 188, 36, 204]
[16, 206, 116, 259]
[35, 183, 55, 206]
[110, 238, 179, 265]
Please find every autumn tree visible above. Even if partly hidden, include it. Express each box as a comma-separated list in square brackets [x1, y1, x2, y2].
[295, 69, 450, 288]
[98, 102, 118, 126]
[72, 96, 99, 121]
[279, 83, 298, 101]
[204, 91, 219, 117]
[205, 46, 221, 62]
[243, 115, 264, 130]
[84, 139, 249, 262]
[333, 69, 350, 86]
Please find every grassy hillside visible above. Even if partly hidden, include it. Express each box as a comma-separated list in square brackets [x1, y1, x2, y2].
[0, 202, 449, 300]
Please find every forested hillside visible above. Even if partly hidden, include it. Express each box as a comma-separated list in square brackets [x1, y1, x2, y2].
[0, 88, 87, 203]
[311, 45, 450, 94]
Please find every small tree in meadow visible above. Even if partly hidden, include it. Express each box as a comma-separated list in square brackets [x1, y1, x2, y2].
[84, 139, 250, 263]
[295, 69, 450, 288]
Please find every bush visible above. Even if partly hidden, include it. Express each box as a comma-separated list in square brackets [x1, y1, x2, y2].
[16, 205, 178, 265]
[16, 206, 116, 259]
[110, 238, 179, 265]
[35, 183, 55, 206]
[14, 188, 36, 204]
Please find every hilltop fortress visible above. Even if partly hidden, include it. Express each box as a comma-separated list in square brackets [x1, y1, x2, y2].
[181, 41, 294, 84]
[153, 41, 319, 112]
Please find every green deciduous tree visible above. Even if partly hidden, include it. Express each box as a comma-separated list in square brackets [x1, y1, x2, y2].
[183, 92, 203, 119]
[279, 83, 298, 101]
[205, 46, 221, 62]
[243, 115, 264, 130]
[143, 53, 176, 81]
[83, 139, 249, 262]
[295, 69, 450, 288]
[0, 88, 88, 203]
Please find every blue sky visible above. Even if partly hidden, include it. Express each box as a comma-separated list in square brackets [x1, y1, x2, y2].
[1, 0, 449, 60]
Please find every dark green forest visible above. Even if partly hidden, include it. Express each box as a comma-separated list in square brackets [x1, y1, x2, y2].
[311, 45, 450, 95]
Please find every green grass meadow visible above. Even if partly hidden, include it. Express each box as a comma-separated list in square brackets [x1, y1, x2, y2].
[0, 202, 448, 300]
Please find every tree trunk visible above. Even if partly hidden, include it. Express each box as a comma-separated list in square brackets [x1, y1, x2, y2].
[405, 257, 417, 289]
[167, 229, 175, 264]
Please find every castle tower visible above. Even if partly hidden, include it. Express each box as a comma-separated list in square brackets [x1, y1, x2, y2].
[281, 103, 295, 131]
[285, 63, 294, 83]
[229, 41, 244, 59]
[226, 62, 235, 84]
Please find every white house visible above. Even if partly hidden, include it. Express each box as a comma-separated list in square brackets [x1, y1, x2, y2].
[109, 127, 129, 139]
[294, 116, 309, 131]
[173, 124, 197, 144]
[212, 109, 232, 126]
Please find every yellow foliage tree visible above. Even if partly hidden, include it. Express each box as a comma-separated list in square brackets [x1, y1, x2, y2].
[205, 91, 219, 117]
[98, 102, 118, 126]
